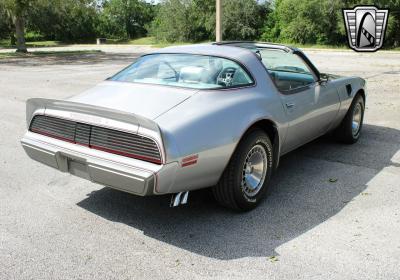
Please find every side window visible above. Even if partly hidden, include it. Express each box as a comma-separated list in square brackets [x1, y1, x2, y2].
[260, 49, 316, 92]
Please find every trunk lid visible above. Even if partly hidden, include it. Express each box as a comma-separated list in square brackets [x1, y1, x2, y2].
[69, 81, 197, 120]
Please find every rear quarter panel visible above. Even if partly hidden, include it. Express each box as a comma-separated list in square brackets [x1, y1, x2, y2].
[154, 78, 287, 193]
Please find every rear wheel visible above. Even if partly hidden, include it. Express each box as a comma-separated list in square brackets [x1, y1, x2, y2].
[334, 94, 365, 144]
[212, 129, 273, 211]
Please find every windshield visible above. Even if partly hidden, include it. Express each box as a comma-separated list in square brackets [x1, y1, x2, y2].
[110, 54, 255, 89]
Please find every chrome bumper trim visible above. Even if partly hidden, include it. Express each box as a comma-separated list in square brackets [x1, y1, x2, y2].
[21, 132, 177, 196]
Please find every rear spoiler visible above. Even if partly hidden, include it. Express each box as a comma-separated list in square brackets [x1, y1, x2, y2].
[25, 98, 162, 147]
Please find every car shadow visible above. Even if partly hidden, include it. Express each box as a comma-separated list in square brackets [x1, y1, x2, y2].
[77, 124, 399, 260]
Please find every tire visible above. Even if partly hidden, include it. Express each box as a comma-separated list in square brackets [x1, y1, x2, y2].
[212, 129, 273, 211]
[334, 94, 365, 144]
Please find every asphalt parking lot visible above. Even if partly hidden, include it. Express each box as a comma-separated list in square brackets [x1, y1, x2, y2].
[0, 46, 399, 279]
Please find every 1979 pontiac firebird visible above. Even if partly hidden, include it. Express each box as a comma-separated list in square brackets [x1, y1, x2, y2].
[21, 42, 366, 211]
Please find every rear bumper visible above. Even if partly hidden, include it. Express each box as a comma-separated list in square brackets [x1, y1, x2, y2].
[21, 132, 178, 196]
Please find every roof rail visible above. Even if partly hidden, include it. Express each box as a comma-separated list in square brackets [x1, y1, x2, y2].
[213, 41, 294, 53]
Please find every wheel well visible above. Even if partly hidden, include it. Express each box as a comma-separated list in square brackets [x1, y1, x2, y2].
[356, 88, 366, 103]
[245, 119, 280, 170]
[246, 119, 278, 144]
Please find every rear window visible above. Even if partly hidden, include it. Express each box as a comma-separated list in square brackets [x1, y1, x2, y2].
[110, 53, 255, 89]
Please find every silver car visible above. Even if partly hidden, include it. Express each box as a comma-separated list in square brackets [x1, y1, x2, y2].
[21, 42, 366, 211]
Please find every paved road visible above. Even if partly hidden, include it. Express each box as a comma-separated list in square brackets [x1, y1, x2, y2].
[0, 48, 399, 280]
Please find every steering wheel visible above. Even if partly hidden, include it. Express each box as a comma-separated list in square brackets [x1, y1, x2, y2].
[217, 67, 237, 87]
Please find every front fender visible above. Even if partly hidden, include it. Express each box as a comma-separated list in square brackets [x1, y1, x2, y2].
[329, 76, 366, 130]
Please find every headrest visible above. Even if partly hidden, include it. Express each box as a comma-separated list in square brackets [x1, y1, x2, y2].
[209, 59, 223, 72]
[179, 66, 205, 83]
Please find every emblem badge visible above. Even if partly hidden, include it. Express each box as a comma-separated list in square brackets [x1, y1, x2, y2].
[343, 6, 389, 52]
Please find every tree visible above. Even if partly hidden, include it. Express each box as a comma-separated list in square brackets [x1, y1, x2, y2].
[3, 0, 32, 52]
[261, 0, 400, 48]
[149, 0, 199, 42]
[27, 0, 99, 42]
[98, 0, 155, 39]
[221, 0, 267, 40]
[261, 0, 344, 45]
[360, 0, 400, 48]
[0, 1, 14, 44]
[150, 0, 265, 42]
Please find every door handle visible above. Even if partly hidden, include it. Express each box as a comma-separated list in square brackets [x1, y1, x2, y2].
[285, 102, 295, 108]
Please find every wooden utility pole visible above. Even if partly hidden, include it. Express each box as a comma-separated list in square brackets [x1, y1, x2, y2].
[216, 0, 222, 42]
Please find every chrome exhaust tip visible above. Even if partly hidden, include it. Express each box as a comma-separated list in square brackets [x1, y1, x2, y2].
[170, 191, 189, 207]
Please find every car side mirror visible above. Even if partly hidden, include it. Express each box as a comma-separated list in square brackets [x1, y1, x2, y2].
[318, 73, 329, 85]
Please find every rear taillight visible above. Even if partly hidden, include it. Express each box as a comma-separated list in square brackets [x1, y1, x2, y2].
[29, 115, 162, 164]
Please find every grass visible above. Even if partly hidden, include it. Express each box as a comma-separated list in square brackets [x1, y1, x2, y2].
[116, 37, 349, 49]
[105, 36, 197, 47]
[127, 37, 198, 47]
[295, 44, 400, 51]
[0, 39, 65, 48]
[0, 37, 195, 49]
[119, 38, 352, 49]
[0, 50, 102, 59]
[122, 38, 400, 51]
[291, 43, 348, 50]
[104, 37, 156, 45]
[1, 37, 398, 51]
[0, 38, 347, 50]
[26, 41, 63, 47]
[127, 37, 157, 45]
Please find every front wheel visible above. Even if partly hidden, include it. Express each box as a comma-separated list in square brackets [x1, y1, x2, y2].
[334, 94, 365, 144]
[212, 129, 273, 211]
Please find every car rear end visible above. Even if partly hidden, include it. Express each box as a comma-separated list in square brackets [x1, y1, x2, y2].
[21, 98, 178, 196]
